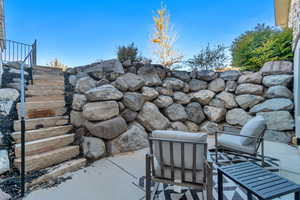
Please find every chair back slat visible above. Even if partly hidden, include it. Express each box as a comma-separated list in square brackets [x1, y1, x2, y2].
[158, 140, 165, 178]
[192, 143, 197, 183]
[181, 142, 185, 182]
[148, 137, 156, 177]
[170, 141, 174, 181]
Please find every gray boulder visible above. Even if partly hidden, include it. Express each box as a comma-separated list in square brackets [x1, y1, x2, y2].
[219, 70, 241, 81]
[113, 77, 128, 92]
[83, 101, 119, 121]
[0, 101, 14, 116]
[137, 65, 162, 86]
[82, 137, 106, 159]
[70, 110, 84, 127]
[171, 71, 191, 82]
[191, 90, 215, 105]
[119, 73, 145, 91]
[108, 122, 148, 154]
[225, 80, 237, 92]
[142, 87, 159, 101]
[250, 98, 294, 113]
[226, 108, 252, 126]
[185, 102, 206, 124]
[165, 103, 188, 121]
[85, 116, 128, 139]
[209, 98, 225, 108]
[69, 75, 77, 86]
[238, 72, 262, 84]
[257, 111, 294, 131]
[266, 85, 293, 99]
[72, 94, 87, 111]
[137, 102, 170, 131]
[208, 78, 225, 92]
[173, 92, 191, 104]
[171, 121, 188, 131]
[196, 70, 218, 81]
[264, 130, 292, 143]
[155, 87, 173, 96]
[153, 95, 173, 108]
[235, 83, 264, 95]
[235, 94, 264, 109]
[262, 74, 293, 87]
[189, 79, 208, 91]
[185, 121, 199, 132]
[75, 76, 97, 93]
[0, 150, 9, 175]
[163, 78, 184, 90]
[121, 109, 137, 122]
[203, 106, 226, 122]
[260, 61, 293, 75]
[118, 102, 125, 112]
[123, 92, 145, 112]
[85, 84, 123, 101]
[199, 121, 221, 135]
[0, 88, 19, 101]
[216, 91, 237, 109]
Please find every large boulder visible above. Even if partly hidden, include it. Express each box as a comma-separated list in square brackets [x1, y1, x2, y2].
[82, 101, 119, 121]
[85, 116, 128, 139]
[82, 137, 106, 159]
[196, 70, 218, 81]
[76, 59, 124, 74]
[165, 103, 188, 121]
[185, 121, 199, 132]
[260, 61, 293, 75]
[118, 73, 145, 91]
[219, 70, 241, 81]
[189, 79, 208, 91]
[163, 78, 184, 90]
[235, 94, 264, 109]
[226, 109, 252, 126]
[216, 91, 237, 109]
[191, 90, 215, 105]
[123, 92, 145, 112]
[142, 87, 159, 101]
[121, 109, 137, 122]
[113, 77, 128, 92]
[173, 92, 191, 104]
[185, 102, 205, 123]
[264, 130, 292, 143]
[208, 78, 225, 92]
[249, 98, 294, 113]
[209, 98, 225, 108]
[235, 83, 264, 95]
[155, 87, 173, 96]
[137, 65, 162, 86]
[203, 106, 226, 122]
[153, 95, 173, 108]
[0, 88, 19, 101]
[262, 74, 293, 87]
[108, 122, 148, 154]
[225, 80, 237, 92]
[0, 150, 10, 175]
[266, 86, 293, 99]
[70, 110, 84, 127]
[137, 102, 170, 131]
[85, 84, 123, 101]
[199, 121, 221, 135]
[257, 111, 294, 131]
[238, 72, 262, 84]
[75, 76, 97, 93]
[171, 121, 188, 131]
[72, 94, 87, 111]
[171, 71, 191, 82]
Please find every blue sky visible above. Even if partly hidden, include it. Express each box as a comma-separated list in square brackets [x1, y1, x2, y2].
[5, 0, 275, 67]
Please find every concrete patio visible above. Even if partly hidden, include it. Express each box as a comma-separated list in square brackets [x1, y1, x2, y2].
[24, 138, 300, 200]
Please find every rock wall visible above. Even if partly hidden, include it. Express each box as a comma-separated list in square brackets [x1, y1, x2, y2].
[66, 59, 295, 158]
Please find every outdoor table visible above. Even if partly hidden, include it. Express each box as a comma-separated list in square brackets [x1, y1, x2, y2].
[217, 162, 300, 200]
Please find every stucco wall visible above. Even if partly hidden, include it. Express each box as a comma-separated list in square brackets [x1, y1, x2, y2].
[289, 0, 300, 47]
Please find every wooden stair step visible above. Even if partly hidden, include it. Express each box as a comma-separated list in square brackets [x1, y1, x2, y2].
[14, 116, 69, 131]
[32, 79, 64, 86]
[28, 85, 65, 90]
[12, 125, 73, 143]
[33, 75, 64, 81]
[17, 101, 66, 119]
[26, 95, 65, 102]
[28, 158, 86, 187]
[14, 134, 75, 158]
[26, 89, 64, 96]
[14, 146, 80, 172]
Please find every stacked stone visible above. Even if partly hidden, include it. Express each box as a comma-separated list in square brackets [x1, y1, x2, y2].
[68, 59, 295, 159]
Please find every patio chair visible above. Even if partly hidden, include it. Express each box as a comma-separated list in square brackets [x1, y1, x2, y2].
[145, 130, 213, 200]
[215, 115, 267, 166]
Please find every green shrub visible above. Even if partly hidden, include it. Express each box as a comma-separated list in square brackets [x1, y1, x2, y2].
[117, 43, 139, 63]
[231, 24, 293, 71]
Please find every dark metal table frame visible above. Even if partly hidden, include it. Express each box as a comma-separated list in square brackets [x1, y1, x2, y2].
[217, 162, 300, 200]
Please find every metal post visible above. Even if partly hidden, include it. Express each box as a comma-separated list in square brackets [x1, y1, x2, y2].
[217, 169, 223, 200]
[20, 62, 26, 197]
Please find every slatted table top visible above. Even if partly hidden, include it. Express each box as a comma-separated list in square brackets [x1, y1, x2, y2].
[218, 162, 300, 200]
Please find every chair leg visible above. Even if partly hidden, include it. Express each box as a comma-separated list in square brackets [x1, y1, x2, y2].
[261, 139, 265, 167]
[215, 133, 218, 164]
[146, 154, 151, 200]
[206, 162, 213, 200]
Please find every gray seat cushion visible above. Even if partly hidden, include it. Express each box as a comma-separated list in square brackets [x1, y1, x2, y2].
[218, 134, 256, 154]
[152, 130, 207, 170]
[240, 116, 266, 145]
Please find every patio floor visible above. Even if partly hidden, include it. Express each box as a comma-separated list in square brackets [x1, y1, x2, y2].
[24, 137, 300, 200]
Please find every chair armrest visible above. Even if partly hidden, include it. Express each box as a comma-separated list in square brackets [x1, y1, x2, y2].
[223, 125, 242, 130]
[215, 131, 263, 140]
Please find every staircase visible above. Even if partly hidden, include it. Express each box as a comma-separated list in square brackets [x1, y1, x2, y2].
[11, 66, 85, 185]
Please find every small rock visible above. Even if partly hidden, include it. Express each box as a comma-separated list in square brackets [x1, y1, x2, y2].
[118, 102, 125, 112]
[75, 76, 97, 93]
[0, 88, 19, 101]
[0, 150, 9, 175]
[185, 102, 206, 124]
[260, 61, 293, 75]
[171, 121, 188, 131]
[208, 78, 225, 92]
[165, 103, 188, 121]
[235, 94, 265, 109]
[163, 78, 185, 90]
[189, 79, 208, 91]
[96, 78, 110, 87]
[199, 121, 221, 134]
[257, 111, 294, 131]
[155, 87, 173, 96]
[82, 137, 106, 159]
[88, 70, 104, 81]
[216, 91, 237, 109]
[70, 110, 84, 127]
[142, 87, 159, 101]
[219, 70, 241, 81]
[191, 90, 215, 105]
[225, 80, 237, 92]
[113, 77, 128, 92]
[203, 106, 226, 122]
[262, 74, 293, 87]
[266, 85, 293, 99]
[83, 101, 119, 121]
[264, 130, 292, 143]
[182, 82, 190, 93]
[69, 75, 77, 86]
[0, 189, 11, 200]
[196, 70, 218, 81]
[235, 83, 264, 95]
[238, 72, 262, 84]
[121, 109, 138, 122]
[185, 121, 199, 132]
[72, 94, 87, 111]
[123, 92, 145, 111]
[85, 84, 123, 101]
[209, 98, 225, 108]
[137, 65, 162, 86]
[153, 95, 173, 108]
[249, 98, 294, 113]
[173, 92, 191, 104]
[226, 108, 252, 126]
